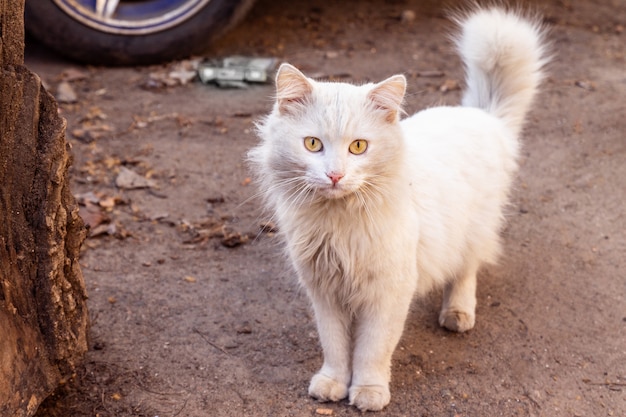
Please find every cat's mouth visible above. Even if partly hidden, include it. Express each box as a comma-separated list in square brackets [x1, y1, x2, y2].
[317, 183, 353, 199]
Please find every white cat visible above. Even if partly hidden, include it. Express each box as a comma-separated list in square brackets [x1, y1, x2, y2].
[249, 7, 548, 412]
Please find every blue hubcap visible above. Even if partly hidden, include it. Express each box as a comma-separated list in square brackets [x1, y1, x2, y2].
[52, 0, 212, 35]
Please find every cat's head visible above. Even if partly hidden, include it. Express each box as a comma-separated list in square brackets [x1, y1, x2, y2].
[252, 64, 407, 205]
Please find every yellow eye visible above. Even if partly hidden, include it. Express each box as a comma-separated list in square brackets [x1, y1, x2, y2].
[349, 139, 368, 155]
[304, 136, 323, 152]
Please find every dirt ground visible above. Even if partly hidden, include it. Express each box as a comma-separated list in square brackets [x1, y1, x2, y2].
[26, 0, 625, 416]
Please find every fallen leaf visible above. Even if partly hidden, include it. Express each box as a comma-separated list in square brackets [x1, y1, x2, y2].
[206, 196, 225, 204]
[89, 223, 116, 238]
[79, 205, 110, 229]
[168, 69, 197, 85]
[59, 68, 88, 82]
[259, 221, 278, 233]
[81, 106, 108, 122]
[221, 231, 249, 248]
[439, 79, 460, 93]
[415, 70, 445, 78]
[103, 157, 121, 169]
[75, 191, 101, 205]
[115, 167, 156, 189]
[71, 128, 102, 143]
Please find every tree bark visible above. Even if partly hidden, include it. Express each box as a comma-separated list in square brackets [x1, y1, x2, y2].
[1, 1, 90, 416]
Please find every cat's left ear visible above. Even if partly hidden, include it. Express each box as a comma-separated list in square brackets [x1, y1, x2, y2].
[367, 75, 407, 123]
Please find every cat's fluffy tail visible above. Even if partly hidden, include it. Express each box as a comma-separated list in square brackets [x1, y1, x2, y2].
[454, 8, 549, 137]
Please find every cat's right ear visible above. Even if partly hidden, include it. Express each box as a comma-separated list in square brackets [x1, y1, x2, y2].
[275, 64, 313, 115]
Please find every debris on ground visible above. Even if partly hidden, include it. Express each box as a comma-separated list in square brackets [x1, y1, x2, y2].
[58, 68, 88, 82]
[197, 56, 277, 88]
[115, 167, 157, 190]
[400, 9, 416, 23]
[56, 81, 78, 103]
[180, 217, 250, 248]
[71, 107, 114, 143]
[142, 58, 202, 89]
[439, 79, 460, 93]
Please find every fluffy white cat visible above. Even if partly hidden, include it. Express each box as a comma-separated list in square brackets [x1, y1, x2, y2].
[249, 7, 548, 411]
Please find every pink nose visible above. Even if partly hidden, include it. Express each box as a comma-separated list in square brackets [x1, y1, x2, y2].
[327, 172, 344, 185]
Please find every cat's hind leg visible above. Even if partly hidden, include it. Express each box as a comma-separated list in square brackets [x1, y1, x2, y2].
[439, 261, 479, 332]
[308, 296, 352, 402]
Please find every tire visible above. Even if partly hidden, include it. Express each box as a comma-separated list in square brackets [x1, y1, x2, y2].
[25, 0, 257, 66]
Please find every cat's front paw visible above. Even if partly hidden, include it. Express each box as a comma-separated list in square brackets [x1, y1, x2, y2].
[439, 309, 475, 332]
[308, 373, 349, 402]
[349, 384, 391, 411]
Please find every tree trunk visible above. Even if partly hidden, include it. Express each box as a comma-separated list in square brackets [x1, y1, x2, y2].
[0, 1, 90, 416]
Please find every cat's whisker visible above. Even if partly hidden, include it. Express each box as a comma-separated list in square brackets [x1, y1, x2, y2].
[247, 176, 312, 243]
[292, 183, 316, 210]
[233, 174, 305, 208]
[282, 179, 313, 214]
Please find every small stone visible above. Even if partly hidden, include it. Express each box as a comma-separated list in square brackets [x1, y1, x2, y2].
[56, 81, 78, 103]
[575, 80, 595, 91]
[236, 323, 252, 334]
[401, 10, 416, 23]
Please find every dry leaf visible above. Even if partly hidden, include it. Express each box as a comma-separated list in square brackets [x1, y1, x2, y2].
[59, 68, 88, 82]
[115, 167, 156, 189]
[439, 79, 460, 93]
[79, 205, 110, 229]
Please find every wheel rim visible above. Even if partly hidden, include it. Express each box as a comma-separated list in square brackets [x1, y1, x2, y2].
[52, 0, 212, 35]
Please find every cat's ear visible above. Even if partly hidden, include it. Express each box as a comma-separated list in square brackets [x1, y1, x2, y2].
[275, 63, 313, 115]
[367, 75, 407, 123]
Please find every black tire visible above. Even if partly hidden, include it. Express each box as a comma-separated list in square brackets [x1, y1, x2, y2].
[25, 0, 256, 66]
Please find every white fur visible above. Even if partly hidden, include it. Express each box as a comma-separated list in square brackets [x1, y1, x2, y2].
[248, 7, 547, 412]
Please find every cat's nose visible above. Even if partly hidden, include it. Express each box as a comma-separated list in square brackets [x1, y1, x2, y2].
[327, 172, 344, 185]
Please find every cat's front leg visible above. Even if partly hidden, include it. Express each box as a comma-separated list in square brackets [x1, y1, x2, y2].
[308, 294, 352, 402]
[349, 290, 414, 411]
[439, 261, 479, 332]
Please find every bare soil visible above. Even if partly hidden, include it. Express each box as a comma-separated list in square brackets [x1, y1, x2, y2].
[27, 0, 625, 416]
